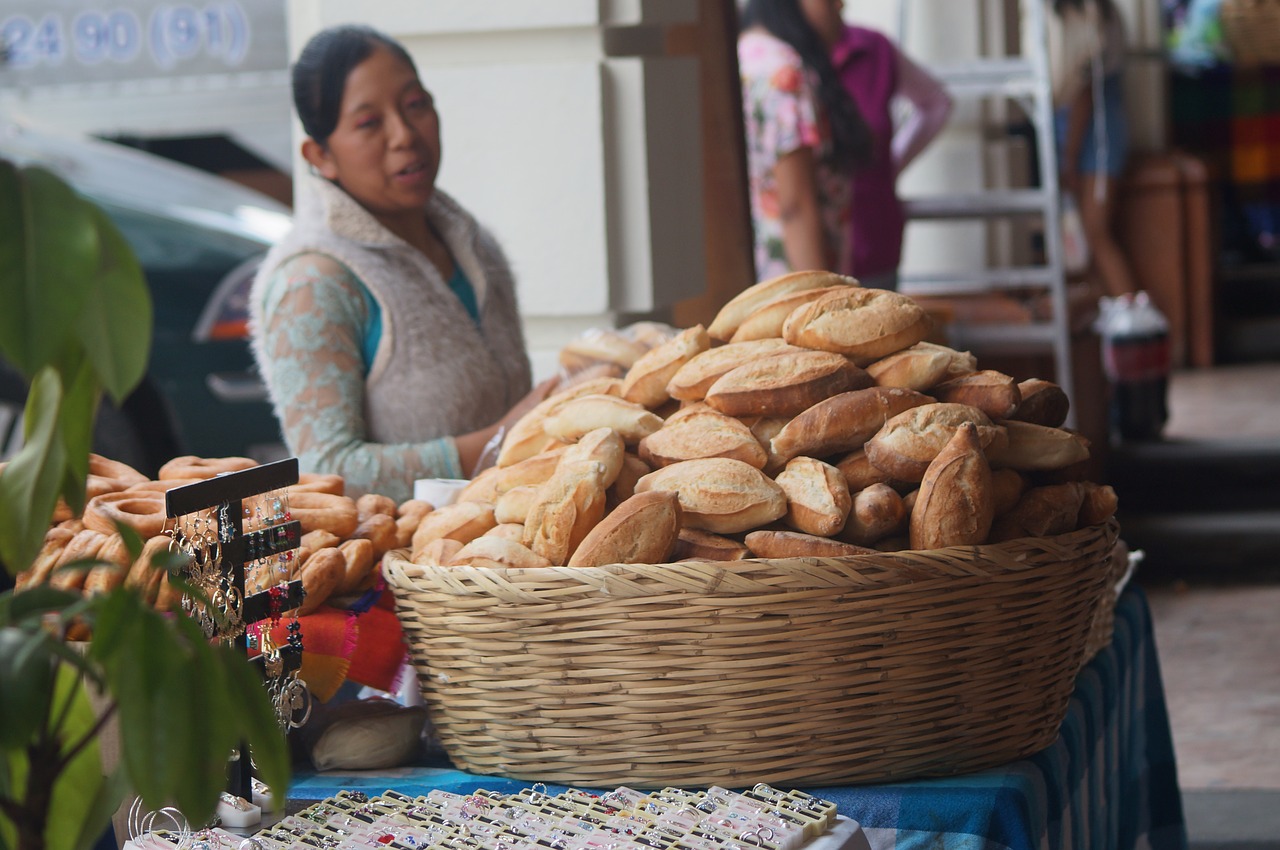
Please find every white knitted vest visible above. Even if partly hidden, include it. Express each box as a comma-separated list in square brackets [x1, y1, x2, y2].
[250, 176, 532, 445]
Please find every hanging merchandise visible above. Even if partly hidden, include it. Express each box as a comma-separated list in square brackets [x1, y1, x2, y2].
[1095, 292, 1171, 442]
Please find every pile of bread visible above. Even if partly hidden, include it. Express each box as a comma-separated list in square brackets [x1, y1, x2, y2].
[12, 455, 433, 619]
[407, 271, 1117, 570]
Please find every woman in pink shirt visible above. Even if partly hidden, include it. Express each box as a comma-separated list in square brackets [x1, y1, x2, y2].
[802, 0, 954, 289]
[739, 0, 873, 281]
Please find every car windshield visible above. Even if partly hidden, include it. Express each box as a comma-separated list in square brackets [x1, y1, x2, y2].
[97, 198, 271, 272]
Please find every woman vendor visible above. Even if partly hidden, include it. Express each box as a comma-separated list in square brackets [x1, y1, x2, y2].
[250, 25, 555, 503]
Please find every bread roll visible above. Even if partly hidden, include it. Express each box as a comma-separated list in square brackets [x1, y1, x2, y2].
[744, 530, 875, 559]
[456, 465, 504, 504]
[672, 528, 751, 562]
[356, 493, 397, 522]
[483, 522, 527, 542]
[495, 484, 540, 525]
[839, 483, 906, 547]
[621, 324, 710, 409]
[707, 270, 856, 341]
[495, 445, 570, 494]
[568, 490, 682, 567]
[834, 448, 899, 493]
[865, 341, 976, 391]
[989, 483, 1085, 542]
[781, 287, 932, 362]
[610, 453, 651, 505]
[17, 528, 75, 590]
[635, 458, 787, 534]
[930, 370, 1022, 420]
[705, 350, 871, 418]
[522, 460, 611, 565]
[638, 407, 767, 469]
[991, 468, 1027, 516]
[301, 529, 342, 552]
[298, 548, 345, 614]
[497, 376, 622, 467]
[411, 500, 498, 552]
[1011, 378, 1070, 427]
[770, 387, 932, 465]
[864, 403, 1006, 482]
[559, 328, 650, 373]
[543, 395, 664, 444]
[559, 427, 626, 488]
[412, 537, 464, 566]
[729, 285, 853, 343]
[774, 457, 852, 537]
[1078, 482, 1119, 526]
[337, 538, 377, 594]
[451, 536, 551, 569]
[351, 513, 399, 559]
[986, 420, 1091, 471]
[394, 499, 434, 548]
[667, 338, 800, 401]
[909, 422, 994, 550]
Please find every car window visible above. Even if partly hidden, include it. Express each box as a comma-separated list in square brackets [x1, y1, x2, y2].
[96, 199, 270, 273]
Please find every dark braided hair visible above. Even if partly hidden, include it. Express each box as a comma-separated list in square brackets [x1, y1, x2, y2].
[740, 0, 873, 171]
[292, 24, 420, 145]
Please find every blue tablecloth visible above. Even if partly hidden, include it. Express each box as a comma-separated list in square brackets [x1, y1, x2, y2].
[292, 587, 1187, 850]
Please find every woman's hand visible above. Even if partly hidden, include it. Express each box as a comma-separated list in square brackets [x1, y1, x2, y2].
[455, 376, 561, 477]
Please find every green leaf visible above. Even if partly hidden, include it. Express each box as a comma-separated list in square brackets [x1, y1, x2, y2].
[110, 610, 174, 806]
[0, 164, 97, 377]
[42, 665, 106, 850]
[1, 585, 82, 626]
[220, 640, 291, 802]
[55, 356, 99, 518]
[0, 368, 66, 577]
[69, 769, 128, 850]
[78, 204, 151, 403]
[0, 627, 55, 749]
[2, 748, 25, 850]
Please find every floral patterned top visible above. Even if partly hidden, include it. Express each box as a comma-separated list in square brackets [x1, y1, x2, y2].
[739, 29, 851, 281]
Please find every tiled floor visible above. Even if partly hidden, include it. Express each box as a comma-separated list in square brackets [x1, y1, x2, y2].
[1136, 362, 1280, 845]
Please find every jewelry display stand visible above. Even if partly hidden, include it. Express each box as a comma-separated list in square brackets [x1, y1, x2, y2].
[164, 457, 308, 813]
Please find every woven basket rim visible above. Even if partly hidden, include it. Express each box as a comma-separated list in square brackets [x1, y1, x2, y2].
[384, 518, 1117, 586]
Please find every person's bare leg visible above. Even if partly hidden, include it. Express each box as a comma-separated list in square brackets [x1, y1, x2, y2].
[1079, 173, 1136, 297]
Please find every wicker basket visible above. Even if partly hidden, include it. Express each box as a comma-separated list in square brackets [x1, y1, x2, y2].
[1222, 0, 1280, 66]
[384, 519, 1119, 789]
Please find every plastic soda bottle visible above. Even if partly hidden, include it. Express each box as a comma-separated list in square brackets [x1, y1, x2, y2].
[1095, 292, 1170, 442]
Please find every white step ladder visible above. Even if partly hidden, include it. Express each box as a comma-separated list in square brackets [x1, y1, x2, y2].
[895, 0, 1076, 425]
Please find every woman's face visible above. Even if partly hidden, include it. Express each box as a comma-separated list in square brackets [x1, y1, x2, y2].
[799, 0, 845, 47]
[306, 46, 441, 223]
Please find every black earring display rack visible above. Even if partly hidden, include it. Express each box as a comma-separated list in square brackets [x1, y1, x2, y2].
[164, 457, 307, 801]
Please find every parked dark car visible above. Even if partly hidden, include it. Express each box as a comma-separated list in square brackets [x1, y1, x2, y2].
[0, 121, 292, 475]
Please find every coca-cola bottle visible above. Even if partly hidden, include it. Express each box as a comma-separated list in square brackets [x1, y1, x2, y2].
[1095, 292, 1171, 442]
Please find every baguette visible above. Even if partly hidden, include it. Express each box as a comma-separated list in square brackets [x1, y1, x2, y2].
[567, 490, 682, 567]
[770, 386, 932, 465]
[638, 407, 767, 469]
[909, 422, 994, 550]
[729, 284, 853, 343]
[744, 530, 875, 559]
[667, 338, 800, 401]
[864, 403, 1007, 482]
[705, 350, 871, 418]
[782, 287, 932, 362]
[865, 341, 976, 391]
[707, 270, 857, 341]
[621, 324, 711, 409]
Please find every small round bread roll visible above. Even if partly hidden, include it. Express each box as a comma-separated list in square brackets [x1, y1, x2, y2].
[840, 483, 906, 547]
[774, 457, 852, 538]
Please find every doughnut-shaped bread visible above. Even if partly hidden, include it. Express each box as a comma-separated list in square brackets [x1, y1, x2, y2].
[293, 473, 346, 495]
[298, 548, 345, 615]
[351, 513, 398, 560]
[158, 455, 257, 481]
[288, 492, 359, 538]
[125, 536, 172, 606]
[83, 491, 168, 539]
[88, 453, 149, 488]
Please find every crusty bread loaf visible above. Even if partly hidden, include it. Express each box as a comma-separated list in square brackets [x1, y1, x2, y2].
[671, 528, 751, 562]
[864, 341, 977, 391]
[774, 456, 852, 537]
[635, 457, 787, 534]
[495, 445, 570, 494]
[494, 484, 540, 525]
[412, 537, 465, 566]
[450, 536, 551, 569]
[707, 270, 857, 341]
[834, 448, 899, 493]
[839, 483, 906, 547]
[567, 490, 682, 567]
[909, 422, 994, 550]
[337, 538, 377, 594]
[638, 407, 767, 469]
[456, 465, 503, 504]
[704, 350, 871, 418]
[986, 420, 1090, 471]
[930, 370, 1022, 420]
[667, 338, 800, 401]
[621, 324, 710, 409]
[781, 287, 932, 362]
[610, 453, 651, 505]
[543, 394, 664, 444]
[989, 482, 1085, 542]
[356, 493, 397, 522]
[729, 284, 853, 343]
[770, 386, 932, 465]
[1010, 378, 1070, 427]
[351, 513, 399, 559]
[483, 522, 527, 542]
[522, 460, 611, 565]
[411, 500, 498, 553]
[991, 468, 1027, 516]
[497, 377, 622, 467]
[298, 547, 345, 614]
[864, 403, 1007, 482]
[1078, 481, 1119, 526]
[559, 328, 650, 373]
[744, 530, 875, 559]
[560, 427, 626, 488]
